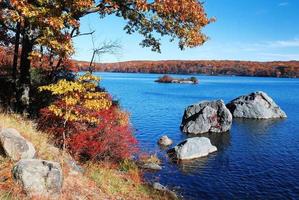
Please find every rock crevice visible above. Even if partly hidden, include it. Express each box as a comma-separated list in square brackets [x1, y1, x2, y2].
[180, 100, 232, 135]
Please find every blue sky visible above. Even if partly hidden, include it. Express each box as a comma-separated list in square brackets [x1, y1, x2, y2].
[72, 0, 299, 62]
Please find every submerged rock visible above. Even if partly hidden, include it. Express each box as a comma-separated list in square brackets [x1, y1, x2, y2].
[12, 159, 63, 198]
[141, 163, 162, 171]
[158, 135, 173, 146]
[168, 137, 217, 160]
[0, 128, 36, 161]
[180, 100, 232, 135]
[226, 91, 287, 119]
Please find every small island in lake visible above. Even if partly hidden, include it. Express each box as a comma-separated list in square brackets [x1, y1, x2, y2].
[155, 75, 199, 84]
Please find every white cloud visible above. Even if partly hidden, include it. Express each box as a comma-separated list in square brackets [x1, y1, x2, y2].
[259, 53, 299, 60]
[278, 2, 289, 7]
[240, 39, 299, 51]
[225, 39, 299, 61]
[268, 39, 299, 48]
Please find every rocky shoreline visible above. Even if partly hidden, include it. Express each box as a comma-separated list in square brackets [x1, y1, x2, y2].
[0, 116, 179, 200]
[0, 91, 287, 199]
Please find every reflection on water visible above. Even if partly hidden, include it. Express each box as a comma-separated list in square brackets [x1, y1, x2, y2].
[174, 132, 231, 173]
[97, 73, 299, 199]
[177, 155, 211, 174]
[192, 132, 231, 151]
[233, 118, 286, 135]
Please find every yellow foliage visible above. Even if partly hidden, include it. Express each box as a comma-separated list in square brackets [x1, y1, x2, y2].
[39, 72, 112, 123]
[39, 79, 84, 95]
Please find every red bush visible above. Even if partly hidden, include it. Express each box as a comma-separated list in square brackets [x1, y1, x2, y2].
[38, 103, 138, 162]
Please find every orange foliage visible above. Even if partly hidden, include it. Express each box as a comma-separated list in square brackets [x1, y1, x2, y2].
[1, 0, 212, 59]
[75, 60, 299, 78]
[0, 47, 13, 76]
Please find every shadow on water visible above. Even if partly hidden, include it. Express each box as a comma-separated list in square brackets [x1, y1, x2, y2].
[99, 73, 299, 199]
[187, 132, 231, 151]
[168, 132, 231, 174]
[176, 155, 211, 174]
[233, 118, 286, 135]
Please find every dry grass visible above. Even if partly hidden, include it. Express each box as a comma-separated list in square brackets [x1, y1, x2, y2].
[0, 113, 107, 199]
[0, 113, 175, 200]
[139, 154, 161, 165]
[0, 157, 26, 200]
[0, 113, 54, 161]
[86, 162, 173, 200]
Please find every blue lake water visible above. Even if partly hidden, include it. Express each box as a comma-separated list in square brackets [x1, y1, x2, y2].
[95, 72, 299, 200]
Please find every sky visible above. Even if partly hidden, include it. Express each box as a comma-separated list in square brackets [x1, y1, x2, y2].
[72, 0, 299, 63]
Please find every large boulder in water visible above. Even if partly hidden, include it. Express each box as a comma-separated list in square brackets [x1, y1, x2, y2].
[168, 137, 217, 160]
[0, 128, 36, 161]
[12, 159, 63, 198]
[180, 100, 232, 135]
[226, 91, 287, 119]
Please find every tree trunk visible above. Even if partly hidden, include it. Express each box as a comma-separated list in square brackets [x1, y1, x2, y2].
[17, 33, 33, 114]
[10, 22, 21, 111]
[20, 35, 33, 85]
[89, 51, 96, 73]
[12, 22, 20, 81]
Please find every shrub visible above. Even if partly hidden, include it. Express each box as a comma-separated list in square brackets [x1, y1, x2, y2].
[68, 106, 137, 161]
[38, 72, 138, 162]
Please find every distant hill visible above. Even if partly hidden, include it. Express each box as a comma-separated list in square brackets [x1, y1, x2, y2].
[74, 60, 299, 78]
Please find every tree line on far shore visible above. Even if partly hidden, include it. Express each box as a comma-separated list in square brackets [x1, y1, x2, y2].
[75, 60, 299, 78]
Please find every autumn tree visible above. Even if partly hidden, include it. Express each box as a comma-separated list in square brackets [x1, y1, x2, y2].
[0, 0, 213, 113]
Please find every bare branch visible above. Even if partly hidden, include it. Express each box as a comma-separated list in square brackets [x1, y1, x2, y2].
[89, 38, 122, 73]
[72, 31, 95, 38]
[94, 40, 122, 55]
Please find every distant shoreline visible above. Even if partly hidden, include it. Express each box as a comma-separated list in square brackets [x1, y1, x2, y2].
[75, 60, 299, 78]
[87, 71, 298, 79]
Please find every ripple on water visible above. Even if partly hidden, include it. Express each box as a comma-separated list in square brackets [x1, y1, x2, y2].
[96, 73, 299, 199]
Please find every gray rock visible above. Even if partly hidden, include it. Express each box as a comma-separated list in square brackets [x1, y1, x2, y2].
[65, 158, 85, 174]
[171, 80, 194, 84]
[152, 182, 178, 199]
[153, 182, 167, 191]
[180, 100, 232, 134]
[226, 91, 287, 119]
[169, 137, 217, 160]
[141, 163, 162, 171]
[158, 135, 173, 146]
[12, 159, 63, 198]
[0, 128, 36, 161]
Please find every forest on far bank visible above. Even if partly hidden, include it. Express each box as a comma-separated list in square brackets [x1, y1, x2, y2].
[75, 60, 299, 78]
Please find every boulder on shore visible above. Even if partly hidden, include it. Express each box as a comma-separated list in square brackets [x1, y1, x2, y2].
[180, 100, 232, 135]
[226, 91, 287, 119]
[0, 128, 36, 161]
[158, 135, 173, 146]
[12, 159, 63, 198]
[168, 137, 217, 160]
[152, 182, 178, 199]
[141, 163, 162, 171]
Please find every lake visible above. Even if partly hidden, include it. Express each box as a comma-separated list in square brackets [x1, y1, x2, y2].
[95, 72, 299, 199]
